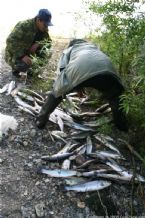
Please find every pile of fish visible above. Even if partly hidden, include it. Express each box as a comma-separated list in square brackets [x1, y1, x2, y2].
[0, 81, 111, 132]
[1, 81, 144, 193]
[39, 132, 145, 192]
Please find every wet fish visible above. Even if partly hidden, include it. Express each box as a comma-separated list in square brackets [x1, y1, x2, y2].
[76, 159, 96, 169]
[66, 96, 80, 110]
[65, 121, 95, 132]
[105, 159, 145, 182]
[71, 131, 92, 140]
[57, 116, 64, 132]
[34, 97, 44, 105]
[0, 83, 9, 94]
[10, 83, 24, 96]
[94, 172, 145, 182]
[69, 144, 86, 160]
[17, 91, 34, 102]
[95, 103, 109, 113]
[20, 88, 44, 101]
[56, 141, 72, 154]
[70, 111, 101, 118]
[84, 118, 111, 128]
[98, 134, 115, 143]
[64, 180, 111, 192]
[41, 152, 74, 161]
[89, 151, 125, 160]
[6, 81, 16, 95]
[49, 108, 74, 127]
[51, 131, 67, 142]
[14, 95, 40, 114]
[38, 168, 79, 178]
[65, 177, 87, 186]
[86, 136, 93, 154]
[94, 135, 120, 154]
[82, 169, 110, 177]
[18, 105, 35, 116]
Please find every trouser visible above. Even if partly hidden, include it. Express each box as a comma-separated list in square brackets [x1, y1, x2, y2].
[36, 73, 128, 131]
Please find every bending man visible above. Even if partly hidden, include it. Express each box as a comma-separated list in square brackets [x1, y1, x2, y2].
[36, 39, 128, 132]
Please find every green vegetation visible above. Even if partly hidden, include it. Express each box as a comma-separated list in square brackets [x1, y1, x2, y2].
[85, 0, 145, 152]
[30, 39, 54, 91]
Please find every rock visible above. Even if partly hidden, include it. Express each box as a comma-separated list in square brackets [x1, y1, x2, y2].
[77, 201, 86, 208]
[23, 141, 28, 146]
[35, 202, 45, 217]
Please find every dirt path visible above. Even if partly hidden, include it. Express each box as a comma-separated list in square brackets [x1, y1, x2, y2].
[0, 38, 145, 218]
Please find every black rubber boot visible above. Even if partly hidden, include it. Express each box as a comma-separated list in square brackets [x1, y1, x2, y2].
[36, 91, 62, 129]
[109, 97, 128, 132]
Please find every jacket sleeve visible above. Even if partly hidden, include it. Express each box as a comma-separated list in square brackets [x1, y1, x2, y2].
[6, 22, 30, 60]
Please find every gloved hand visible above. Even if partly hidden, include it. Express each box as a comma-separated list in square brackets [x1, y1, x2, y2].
[29, 43, 39, 54]
[22, 55, 32, 66]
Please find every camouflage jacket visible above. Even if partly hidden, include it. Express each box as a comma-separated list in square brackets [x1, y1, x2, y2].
[5, 18, 52, 68]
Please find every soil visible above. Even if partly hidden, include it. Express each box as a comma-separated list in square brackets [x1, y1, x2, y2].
[0, 38, 145, 218]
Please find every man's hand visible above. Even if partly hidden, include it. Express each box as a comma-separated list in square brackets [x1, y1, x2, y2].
[29, 42, 39, 54]
[22, 55, 32, 66]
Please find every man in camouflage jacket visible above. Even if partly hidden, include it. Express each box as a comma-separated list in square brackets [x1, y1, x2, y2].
[5, 9, 52, 77]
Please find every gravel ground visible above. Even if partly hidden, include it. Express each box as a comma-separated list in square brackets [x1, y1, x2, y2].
[0, 38, 145, 218]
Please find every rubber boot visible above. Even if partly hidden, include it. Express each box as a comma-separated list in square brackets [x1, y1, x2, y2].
[36, 91, 62, 129]
[109, 97, 128, 132]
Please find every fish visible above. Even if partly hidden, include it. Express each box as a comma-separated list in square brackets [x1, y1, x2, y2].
[62, 159, 71, 169]
[84, 118, 111, 128]
[18, 106, 35, 116]
[82, 169, 110, 177]
[56, 141, 72, 154]
[88, 151, 125, 160]
[94, 172, 145, 182]
[6, 81, 16, 95]
[64, 180, 111, 192]
[49, 108, 74, 128]
[98, 134, 115, 143]
[69, 144, 86, 160]
[71, 131, 93, 140]
[34, 97, 44, 105]
[17, 91, 34, 102]
[80, 96, 90, 104]
[95, 103, 109, 113]
[20, 88, 44, 101]
[69, 111, 101, 118]
[14, 95, 40, 114]
[86, 136, 93, 154]
[105, 159, 145, 182]
[57, 116, 64, 132]
[65, 121, 95, 132]
[76, 159, 96, 169]
[66, 92, 78, 97]
[10, 83, 24, 96]
[51, 131, 67, 142]
[41, 152, 74, 161]
[94, 135, 120, 154]
[66, 96, 80, 110]
[65, 177, 87, 186]
[0, 83, 9, 94]
[38, 168, 80, 178]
